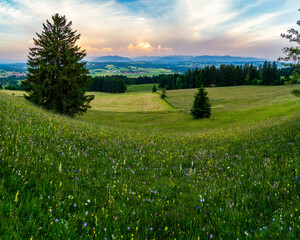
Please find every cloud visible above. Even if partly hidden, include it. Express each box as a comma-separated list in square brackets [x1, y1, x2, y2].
[175, 0, 238, 39]
[126, 40, 173, 56]
[80, 44, 114, 54]
[0, 0, 299, 60]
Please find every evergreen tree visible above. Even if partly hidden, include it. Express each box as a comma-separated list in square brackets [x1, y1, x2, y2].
[175, 77, 182, 89]
[271, 61, 281, 85]
[261, 61, 269, 85]
[291, 89, 300, 96]
[191, 86, 211, 119]
[235, 65, 245, 85]
[152, 84, 157, 92]
[161, 88, 166, 99]
[278, 9, 300, 68]
[22, 13, 94, 117]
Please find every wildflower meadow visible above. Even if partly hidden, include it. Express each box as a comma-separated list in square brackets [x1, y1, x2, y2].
[0, 87, 299, 239]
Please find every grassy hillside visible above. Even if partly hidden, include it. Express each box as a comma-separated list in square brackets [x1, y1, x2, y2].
[81, 85, 300, 134]
[0, 86, 299, 239]
[167, 85, 299, 113]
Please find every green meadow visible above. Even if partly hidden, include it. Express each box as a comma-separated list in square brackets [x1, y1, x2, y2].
[81, 85, 300, 134]
[0, 85, 299, 239]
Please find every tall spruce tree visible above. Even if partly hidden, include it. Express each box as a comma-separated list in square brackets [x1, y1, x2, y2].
[22, 13, 94, 117]
[191, 86, 211, 118]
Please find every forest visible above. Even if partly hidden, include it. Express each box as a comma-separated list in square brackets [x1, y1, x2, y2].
[89, 76, 127, 93]
[155, 61, 285, 89]
[87, 61, 295, 93]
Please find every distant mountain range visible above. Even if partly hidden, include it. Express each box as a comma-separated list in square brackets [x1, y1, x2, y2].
[0, 55, 271, 67]
[92, 55, 268, 63]
[92, 55, 134, 63]
[0, 59, 26, 64]
[0, 63, 27, 71]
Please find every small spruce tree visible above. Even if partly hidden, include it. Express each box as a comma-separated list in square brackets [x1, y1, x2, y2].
[22, 13, 94, 117]
[161, 88, 166, 99]
[191, 85, 211, 118]
[291, 89, 300, 97]
[152, 84, 157, 92]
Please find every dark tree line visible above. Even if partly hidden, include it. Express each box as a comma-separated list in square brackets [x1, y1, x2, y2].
[89, 76, 126, 93]
[0, 75, 26, 90]
[158, 61, 282, 89]
[0, 75, 25, 86]
[129, 76, 160, 85]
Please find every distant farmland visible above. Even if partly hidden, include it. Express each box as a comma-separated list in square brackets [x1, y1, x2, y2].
[89, 64, 175, 78]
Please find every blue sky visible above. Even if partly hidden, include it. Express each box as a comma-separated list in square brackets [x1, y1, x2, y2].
[0, 0, 299, 60]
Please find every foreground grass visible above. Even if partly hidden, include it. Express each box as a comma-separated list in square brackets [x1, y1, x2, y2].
[0, 90, 299, 239]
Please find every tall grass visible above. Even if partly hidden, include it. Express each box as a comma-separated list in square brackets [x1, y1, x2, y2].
[0, 89, 299, 239]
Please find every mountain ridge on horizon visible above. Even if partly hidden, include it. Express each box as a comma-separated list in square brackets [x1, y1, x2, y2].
[91, 54, 269, 63]
[0, 54, 271, 65]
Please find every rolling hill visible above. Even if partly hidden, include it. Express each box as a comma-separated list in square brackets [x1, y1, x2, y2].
[0, 85, 299, 239]
[91, 54, 268, 64]
[92, 55, 134, 63]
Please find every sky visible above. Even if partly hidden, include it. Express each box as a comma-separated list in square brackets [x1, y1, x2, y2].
[0, 0, 299, 61]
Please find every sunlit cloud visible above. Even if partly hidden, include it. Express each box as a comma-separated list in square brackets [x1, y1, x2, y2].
[80, 45, 114, 54]
[126, 40, 173, 55]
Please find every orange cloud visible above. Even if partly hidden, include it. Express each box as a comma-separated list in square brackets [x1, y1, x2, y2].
[127, 41, 173, 54]
[100, 47, 114, 52]
[80, 45, 114, 54]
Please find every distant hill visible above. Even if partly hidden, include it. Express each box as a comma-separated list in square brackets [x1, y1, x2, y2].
[190, 55, 265, 63]
[154, 55, 193, 63]
[93, 55, 133, 63]
[149, 55, 266, 63]
[0, 63, 27, 71]
[131, 55, 266, 63]
[0, 55, 270, 68]
[132, 56, 160, 62]
[0, 59, 26, 64]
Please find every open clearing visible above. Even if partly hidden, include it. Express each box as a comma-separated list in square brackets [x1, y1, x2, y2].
[89, 91, 172, 112]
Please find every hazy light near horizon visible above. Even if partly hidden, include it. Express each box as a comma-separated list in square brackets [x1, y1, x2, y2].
[0, 0, 298, 61]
